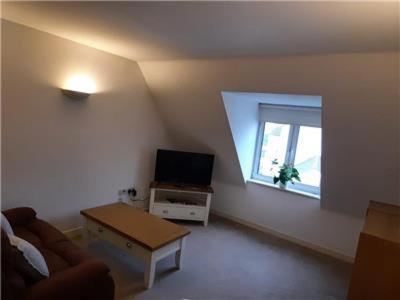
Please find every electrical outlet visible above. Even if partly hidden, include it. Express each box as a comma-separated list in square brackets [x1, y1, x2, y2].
[118, 189, 127, 201]
[127, 188, 137, 198]
[118, 188, 137, 202]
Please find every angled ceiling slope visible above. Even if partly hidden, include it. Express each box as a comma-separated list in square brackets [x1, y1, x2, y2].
[2, 1, 399, 61]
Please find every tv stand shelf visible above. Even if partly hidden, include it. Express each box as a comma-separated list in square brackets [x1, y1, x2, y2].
[149, 181, 213, 226]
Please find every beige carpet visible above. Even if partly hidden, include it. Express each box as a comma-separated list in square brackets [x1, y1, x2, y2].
[80, 215, 351, 300]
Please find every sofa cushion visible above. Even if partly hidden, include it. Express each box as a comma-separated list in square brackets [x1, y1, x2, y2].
[13, 219, 68, 247]
[3, 207, 36, 226]
[1, 267, 25, 300]
[23, 261, 114, 300]
[8, 235, 49, 277]
[12, 218, 93, 274]
[2, 208, 115, 300]
[2, 229, 27, 291]
[6, 242, 47, 283]
[1, 213, 14, 235]
[2, 228, 45, 295]
[39, 247, 71, 274]
[45, 240, 92, 266]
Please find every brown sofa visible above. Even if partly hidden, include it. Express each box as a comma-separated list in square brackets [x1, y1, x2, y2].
[1, 207, 115, 300]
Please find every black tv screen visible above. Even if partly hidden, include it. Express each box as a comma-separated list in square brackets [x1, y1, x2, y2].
[154, 149, 214, 186]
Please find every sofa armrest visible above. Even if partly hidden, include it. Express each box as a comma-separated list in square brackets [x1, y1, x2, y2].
[24, 260, 114, 300]
[2, 207, 37, 226]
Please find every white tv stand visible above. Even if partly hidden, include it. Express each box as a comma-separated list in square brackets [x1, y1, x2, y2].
[149, 181, 213, 226]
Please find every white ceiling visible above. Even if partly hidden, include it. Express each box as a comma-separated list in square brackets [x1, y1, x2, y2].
[2, 1, 398, 61]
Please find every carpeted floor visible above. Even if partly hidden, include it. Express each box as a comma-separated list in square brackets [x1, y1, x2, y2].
[80, 215, 352, 300]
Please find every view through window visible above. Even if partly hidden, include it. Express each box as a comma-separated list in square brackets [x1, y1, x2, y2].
[253, 120, 321, 196]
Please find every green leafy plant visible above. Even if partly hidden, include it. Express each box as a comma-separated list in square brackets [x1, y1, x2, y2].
[271, 159, 301, 186]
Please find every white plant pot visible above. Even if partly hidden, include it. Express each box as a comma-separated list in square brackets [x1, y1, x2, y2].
[279, 182, 287, 189]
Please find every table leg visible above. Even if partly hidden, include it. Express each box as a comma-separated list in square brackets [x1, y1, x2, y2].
[144, 254, 156, 289]
[204, 194, 212, 226]
[82, 218, 91, 246]
[175, 237, 186, 269]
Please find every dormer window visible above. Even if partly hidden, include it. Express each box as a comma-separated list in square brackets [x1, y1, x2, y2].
[252, 104, 322, 196]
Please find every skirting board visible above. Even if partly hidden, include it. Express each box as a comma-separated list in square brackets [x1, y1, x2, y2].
[211, 209, 354, 263]
[62, 211, 354, 263]
[63, 226, 83, 239]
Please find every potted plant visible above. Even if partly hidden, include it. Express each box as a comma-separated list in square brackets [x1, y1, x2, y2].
[271, 159, 301, 189]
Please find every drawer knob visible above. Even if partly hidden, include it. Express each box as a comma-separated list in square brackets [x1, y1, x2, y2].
[98, 227, 104, 233]
[163, 210, 169, 214]
[126, 242, 132, 249]
[190, 212, 196, 216]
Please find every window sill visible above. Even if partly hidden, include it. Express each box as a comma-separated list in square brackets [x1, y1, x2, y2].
[246, 179, 320, 200]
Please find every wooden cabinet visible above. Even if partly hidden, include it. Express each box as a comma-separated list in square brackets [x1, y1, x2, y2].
[347, 201, 400, 300]
[149, 181, 213, 226]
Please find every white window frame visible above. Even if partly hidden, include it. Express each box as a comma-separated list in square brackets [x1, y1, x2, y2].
[252, 121, 321, 196]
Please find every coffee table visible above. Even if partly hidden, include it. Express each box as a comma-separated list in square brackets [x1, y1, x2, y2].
[80, 202, 190, 289]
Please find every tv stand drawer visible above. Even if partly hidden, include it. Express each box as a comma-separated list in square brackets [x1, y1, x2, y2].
[153, 204, 205, 221]
[150, 184, 212, 226]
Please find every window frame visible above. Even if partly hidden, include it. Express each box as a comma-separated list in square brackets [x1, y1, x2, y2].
[251, 121, 321, 196]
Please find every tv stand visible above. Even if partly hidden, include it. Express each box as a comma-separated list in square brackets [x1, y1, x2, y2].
[149, 181, 213, 226]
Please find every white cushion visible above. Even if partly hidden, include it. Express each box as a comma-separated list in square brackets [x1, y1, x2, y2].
[1, 213, 14, 235]
[8, 235, 49, 277]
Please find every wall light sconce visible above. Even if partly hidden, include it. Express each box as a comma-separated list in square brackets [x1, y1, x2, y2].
[61, 75, 96, 100]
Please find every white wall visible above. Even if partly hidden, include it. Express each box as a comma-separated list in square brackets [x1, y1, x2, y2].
[1, 21, 170, 230]
[221, 92, 259, 181]
[2, 20, 398, 258]
[212, 181, 363, 259]
[139, 52, 399, 257]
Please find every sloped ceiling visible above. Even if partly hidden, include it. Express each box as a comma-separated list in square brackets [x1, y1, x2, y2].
[2, 1, 398, 61]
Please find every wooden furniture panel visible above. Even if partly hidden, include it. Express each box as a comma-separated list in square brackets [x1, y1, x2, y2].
[347, 201, 400, 300]
[81, 202, 190, 251]
[86, 218, 149, 261]
[153, 203, 206, 221]
[149, 181, 213, 226]
[80, 203, 190, 289]
[150, 181, 214, 194]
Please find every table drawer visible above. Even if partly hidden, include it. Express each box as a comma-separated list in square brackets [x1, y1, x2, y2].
[85, 218, 147, 259]
[87, 218, 109, 236]
[153, 205, 205, 220]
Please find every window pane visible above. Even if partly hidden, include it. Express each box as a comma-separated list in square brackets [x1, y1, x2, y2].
[294, 126, 321, 187]
[258, 122, 290, 177]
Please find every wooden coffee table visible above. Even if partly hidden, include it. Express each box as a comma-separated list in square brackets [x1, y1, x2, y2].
[80, 202, 190, 289]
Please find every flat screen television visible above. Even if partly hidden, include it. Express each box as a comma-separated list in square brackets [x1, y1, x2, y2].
[154, 149, 214, 187]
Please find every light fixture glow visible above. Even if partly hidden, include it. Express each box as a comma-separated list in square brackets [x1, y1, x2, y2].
[64, 75, 96, 93]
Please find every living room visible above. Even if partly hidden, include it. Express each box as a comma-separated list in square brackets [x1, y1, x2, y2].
[1, 1, 399, 300]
